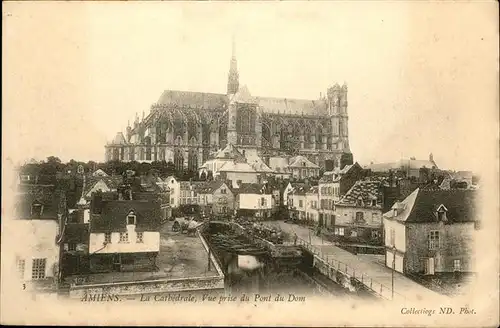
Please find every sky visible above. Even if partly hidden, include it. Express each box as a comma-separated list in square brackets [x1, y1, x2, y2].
[3, 1, 498, 173]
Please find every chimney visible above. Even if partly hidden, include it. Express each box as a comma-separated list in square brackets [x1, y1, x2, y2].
[92, 191, 103, 215]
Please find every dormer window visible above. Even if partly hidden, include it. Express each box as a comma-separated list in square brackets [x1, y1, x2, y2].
[393, 209, 398, 217]
[356, 197, 364, 207]
[371, 200, 377, 206]
[436, 204, 448, 221]
[127, 210, 137, 225]
[31, 202, 44, 217]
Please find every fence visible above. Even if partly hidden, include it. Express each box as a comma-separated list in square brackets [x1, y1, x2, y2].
[294, 237, 407, 302]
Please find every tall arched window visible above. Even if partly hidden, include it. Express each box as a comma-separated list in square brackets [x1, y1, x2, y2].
[145, 137, 152, 160]
[174, 149, 184, 171]
[188, 150, 198, 171]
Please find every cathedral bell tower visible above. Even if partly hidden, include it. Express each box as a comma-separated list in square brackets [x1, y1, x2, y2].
[227, 35, 239, 95]
[227, 35, 239, 146]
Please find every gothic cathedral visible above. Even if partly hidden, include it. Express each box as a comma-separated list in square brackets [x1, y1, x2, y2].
[105, 39, 353, 171]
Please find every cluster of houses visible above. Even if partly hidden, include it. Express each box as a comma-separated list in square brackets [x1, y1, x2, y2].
[11, 151, 480, 295]
[286, 154, 480, 283]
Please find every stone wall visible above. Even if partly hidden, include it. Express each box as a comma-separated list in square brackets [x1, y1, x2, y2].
[69, 275, 225, 299]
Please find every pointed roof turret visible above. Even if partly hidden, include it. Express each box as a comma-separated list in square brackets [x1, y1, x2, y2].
[227, 34, 239, 95]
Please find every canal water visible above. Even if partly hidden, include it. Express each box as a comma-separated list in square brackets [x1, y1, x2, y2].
[202, 222, 367, 299]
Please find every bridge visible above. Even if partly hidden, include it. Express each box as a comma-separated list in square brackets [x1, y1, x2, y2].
[267, 221, 446, 302]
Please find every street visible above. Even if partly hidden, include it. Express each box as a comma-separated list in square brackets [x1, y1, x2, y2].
[268, 221, 444, 302]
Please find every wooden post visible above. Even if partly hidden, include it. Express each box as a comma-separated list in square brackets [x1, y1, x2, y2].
[207, 248, 211, 271]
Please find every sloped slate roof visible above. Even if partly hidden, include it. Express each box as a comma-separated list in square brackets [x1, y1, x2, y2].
[288, 155, 319, 169]
[156, 89, 328, 116]
[90, 200, 162, 233]
[215, 144, 246, 161]
[15, 186, 61, 220]
[195, 180, 228, 194]
[219, 161, 257, 173]
[234, 183, 270, 195]
[157, 90, 228, 110]
[405, 189, 477, 224]
[306, 186, 318, 194]
[255, 96, 328, 116]
[290, 184, 308, 196]
[83, 176, 122, 198]
[337, 180, 384, 207]
[63, 223, 89, 244]
[92, 169, 109, 177]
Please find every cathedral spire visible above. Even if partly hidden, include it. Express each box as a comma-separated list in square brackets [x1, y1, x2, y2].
[227, 34, 239, 95]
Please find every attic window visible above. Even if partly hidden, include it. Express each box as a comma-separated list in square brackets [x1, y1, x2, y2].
[31, 202, 44, 217]
[356, 197, 363, 207]
[302, 162, 306, 167]
[127, 210, 137, 225]
[371, 200, 377, 206]
[436, 204, 448, 221]
[393, 209, 398, 217]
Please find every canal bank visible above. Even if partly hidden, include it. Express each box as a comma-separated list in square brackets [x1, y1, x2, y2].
[201, 221, 376, 300]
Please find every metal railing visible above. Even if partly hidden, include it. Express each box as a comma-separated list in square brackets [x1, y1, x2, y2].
[294, 237, 407, 302]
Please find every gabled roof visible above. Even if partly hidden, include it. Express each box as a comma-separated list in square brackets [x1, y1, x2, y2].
[248, 157, 274, 173]
[405, 189, 476, 224]
[90, 200, 162, 233]
[290, 184, 308, 196]
[92, 169, 109, 177]
[234, 183, 271, 195]
[306, 186, 318, 195]
[218, 161, 257, 173]
[83, 176, 122, 199]
[288, 155, 320, 169]
[231, 85, 257, 104]
[111, 132, 127, 145]
[214, 144, 246, 161]
[195, 180, 229, 194]
[319, 162, 361, 183]
[385, 188, 477, 224]
[337, 180, 385, 207]
[157, 90, 228, 110]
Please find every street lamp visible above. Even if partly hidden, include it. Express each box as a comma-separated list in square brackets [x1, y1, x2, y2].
[392, 245, 396, 300]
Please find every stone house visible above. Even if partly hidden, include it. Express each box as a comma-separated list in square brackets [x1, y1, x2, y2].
[235, 183, 273, 219]
[318, 162, 365, 228]
[195, 180, 235, 216]
[334, 179, 385, 251]
[383, 188, 478, 276]
[305, 186, 319, 224]
[288, 155, 321, 179]
[12, 185, 66, 293]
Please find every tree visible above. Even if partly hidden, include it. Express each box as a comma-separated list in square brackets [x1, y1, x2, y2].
[46, 156, 62, 164]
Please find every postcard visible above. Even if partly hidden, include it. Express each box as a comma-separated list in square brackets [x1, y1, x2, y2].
[2, 1, 499, 326]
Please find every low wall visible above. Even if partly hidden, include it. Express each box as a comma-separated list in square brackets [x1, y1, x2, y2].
[69, 275, 225, 299]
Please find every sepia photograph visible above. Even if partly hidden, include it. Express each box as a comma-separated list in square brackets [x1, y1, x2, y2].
[2, 1, 499, 326]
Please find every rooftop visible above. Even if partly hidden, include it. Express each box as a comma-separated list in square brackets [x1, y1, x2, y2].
[65, 221, 218, 285]
[90, 199, 162, 233]
[337, 180, 385, 207]
[386, 188, 478, 224]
